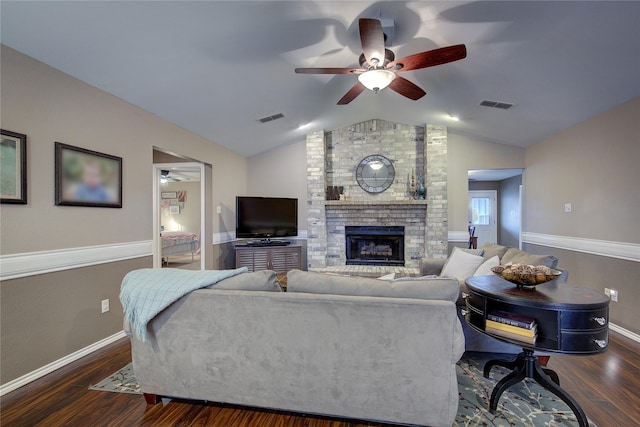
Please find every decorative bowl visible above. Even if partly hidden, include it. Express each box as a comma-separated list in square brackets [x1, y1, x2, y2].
[491, 264, 562, 288]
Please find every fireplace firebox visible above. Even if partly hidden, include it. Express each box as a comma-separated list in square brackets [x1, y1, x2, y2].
[345, 226, 405, 266]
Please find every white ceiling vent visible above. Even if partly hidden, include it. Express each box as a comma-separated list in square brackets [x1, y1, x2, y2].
[480, 100, 515, 110]
[257, 113, 285, 124]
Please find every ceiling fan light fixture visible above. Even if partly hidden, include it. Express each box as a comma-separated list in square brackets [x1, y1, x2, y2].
[358, 69, 396, 92]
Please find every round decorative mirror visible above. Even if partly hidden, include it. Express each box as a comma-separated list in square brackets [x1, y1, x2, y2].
[355, 155, 395, 193]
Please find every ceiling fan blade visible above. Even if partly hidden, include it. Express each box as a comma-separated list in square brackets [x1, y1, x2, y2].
[337, 82, 366, 105]
[295, 67, 363, 75]
[388, 76, 426, 101]
[390, 44, 467, 72]
[359, 18, 386, 66]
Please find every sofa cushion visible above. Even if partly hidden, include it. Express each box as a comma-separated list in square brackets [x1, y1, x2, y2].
[440, 247, 484, 283]
[501, 247, 559, 269]
[479, 243, 510, 261]
[208, 270, 282, 292]
[473, 255, 500, 276]
[460, 248, 484, 256]
[287, 270, 459, 303]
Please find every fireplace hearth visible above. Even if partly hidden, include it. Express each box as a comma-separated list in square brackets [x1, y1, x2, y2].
[345, 226, 404, 266]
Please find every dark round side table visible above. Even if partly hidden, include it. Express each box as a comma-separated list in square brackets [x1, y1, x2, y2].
[465, 275, 610, 427]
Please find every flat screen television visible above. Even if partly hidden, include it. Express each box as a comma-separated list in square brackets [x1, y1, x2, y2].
[235, 196, 298, 239]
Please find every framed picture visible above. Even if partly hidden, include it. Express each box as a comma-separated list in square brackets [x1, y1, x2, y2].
[55, 142, 122, 208]
[169, 205, 180, 215]
[1, 129, 27, 204]
[161, 191, 177, 199]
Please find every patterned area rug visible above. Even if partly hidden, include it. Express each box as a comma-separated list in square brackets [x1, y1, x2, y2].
[89, 363, 140, 395]
[89, 353, 596, 426]
[458, 352, 596, 426]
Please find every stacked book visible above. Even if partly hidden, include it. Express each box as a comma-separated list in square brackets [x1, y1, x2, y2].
[485, 310, 537, 345]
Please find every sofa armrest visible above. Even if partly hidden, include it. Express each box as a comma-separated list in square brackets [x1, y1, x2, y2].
[419, 257, 447, 276]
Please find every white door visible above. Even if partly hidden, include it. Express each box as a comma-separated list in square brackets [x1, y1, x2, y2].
[469, 190, 497, 247]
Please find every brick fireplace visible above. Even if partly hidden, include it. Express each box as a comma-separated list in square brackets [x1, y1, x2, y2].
[306, 119, 448, 271]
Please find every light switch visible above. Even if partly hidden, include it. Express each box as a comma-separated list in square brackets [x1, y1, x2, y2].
[564, 203, 572, 213]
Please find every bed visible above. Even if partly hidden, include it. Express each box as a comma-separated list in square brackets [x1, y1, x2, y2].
[161, 231, 200, 265]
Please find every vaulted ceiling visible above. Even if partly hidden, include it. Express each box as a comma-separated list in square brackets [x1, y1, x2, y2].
[2, 1, 639, 157]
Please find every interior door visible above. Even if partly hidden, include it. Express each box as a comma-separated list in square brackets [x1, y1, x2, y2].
[469, 190, 497, 247]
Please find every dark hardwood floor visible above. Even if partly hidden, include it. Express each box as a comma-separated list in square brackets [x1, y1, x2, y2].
[1, 331, 639, 427]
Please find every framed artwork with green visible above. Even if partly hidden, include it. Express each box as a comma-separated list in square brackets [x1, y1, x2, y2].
[1, 129, 27, 204]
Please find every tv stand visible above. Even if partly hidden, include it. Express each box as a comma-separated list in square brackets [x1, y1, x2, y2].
[235, 244, 302, 273]
[245, 239, 291, 247]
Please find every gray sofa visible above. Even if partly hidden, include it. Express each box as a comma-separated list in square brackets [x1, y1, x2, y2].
[419, 243, 566, 353]
[126, 270, 465, 427]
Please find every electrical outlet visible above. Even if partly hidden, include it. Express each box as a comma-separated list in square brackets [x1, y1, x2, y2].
[564, 203, 572, 213]
[101, 299, 110, 313]
[609, 289, 618, 302]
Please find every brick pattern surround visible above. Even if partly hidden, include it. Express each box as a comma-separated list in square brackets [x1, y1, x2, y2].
[325, 201, 428, 268]
[306, 119, 448, 269]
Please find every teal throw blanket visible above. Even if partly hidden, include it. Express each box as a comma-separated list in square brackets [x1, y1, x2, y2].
[120, 267, 248, 341]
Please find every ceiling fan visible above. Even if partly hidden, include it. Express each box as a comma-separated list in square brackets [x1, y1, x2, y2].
[295, 18, 467, 105]
[160, 170, 182, 183]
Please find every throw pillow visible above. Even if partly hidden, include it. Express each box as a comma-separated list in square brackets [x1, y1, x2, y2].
[209, 270, 282, 292]
[473, 255, 500, 276]
[501, 247, 559, 268]
[440, 247, 484, 282]
[479, 243, 509, 261]
[287, 270, 459, 303]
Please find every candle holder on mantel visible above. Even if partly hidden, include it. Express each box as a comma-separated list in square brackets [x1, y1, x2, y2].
[414, 174, 426, 200]
[326, 186, 344, 201]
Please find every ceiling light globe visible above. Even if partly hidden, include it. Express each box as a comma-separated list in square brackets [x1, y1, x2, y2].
[358, 69, 396, 92]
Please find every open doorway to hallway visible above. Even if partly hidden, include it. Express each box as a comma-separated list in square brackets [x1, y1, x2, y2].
[468, 169, 523, 248]
[153, 148, 211, 270]
[154, 163, 204, 270]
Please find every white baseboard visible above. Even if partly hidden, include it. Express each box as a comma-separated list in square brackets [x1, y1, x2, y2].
[0, 330, 127, 397]
[0, 241, 152, 281]
[609, 323, 640, 344]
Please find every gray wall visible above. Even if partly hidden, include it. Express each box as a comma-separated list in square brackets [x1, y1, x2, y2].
[448, 134, 526, 232]
[0, 258, 150, 384]
[247, 142, 308, 233]
[0, 46, 248, 384]
[499, 175, 522, 248]
[524, 96, 640, 333]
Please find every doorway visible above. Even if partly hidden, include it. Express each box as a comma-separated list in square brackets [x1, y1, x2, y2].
[468, 169, 523, 248]
[469, 190, 497, 247]
[153, 163, 206, 270]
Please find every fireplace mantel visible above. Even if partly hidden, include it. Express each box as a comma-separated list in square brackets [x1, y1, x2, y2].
[324, 200, 428, 209]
